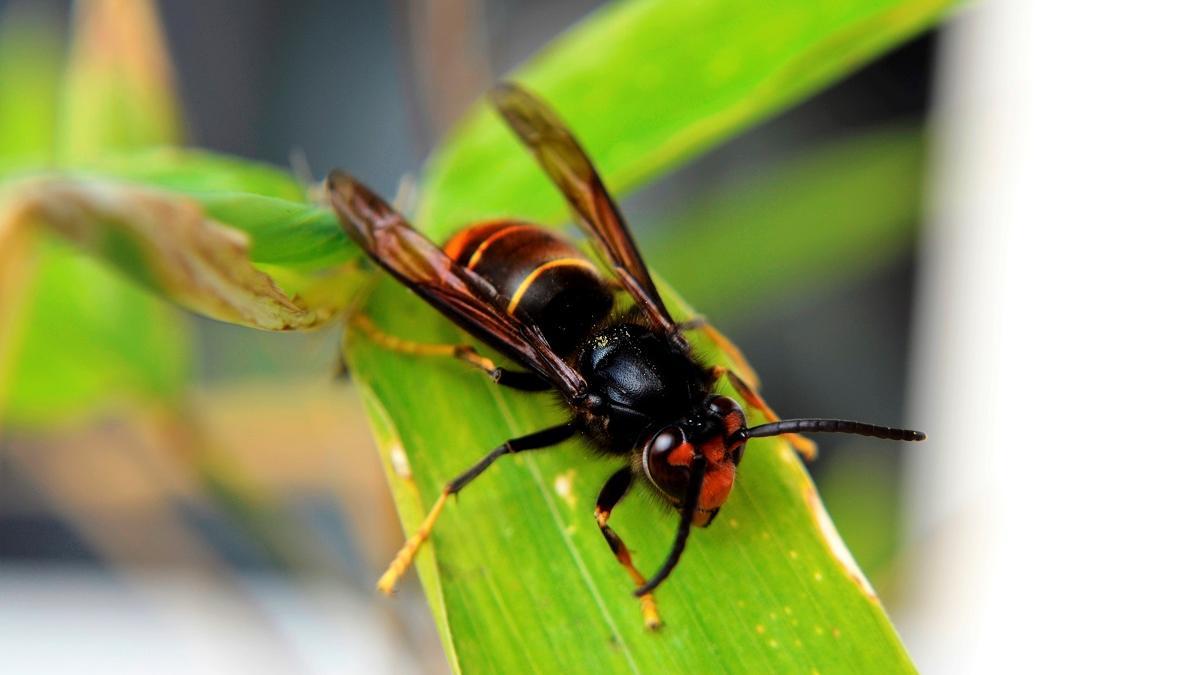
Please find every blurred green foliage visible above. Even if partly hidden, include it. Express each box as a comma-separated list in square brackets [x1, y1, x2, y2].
[647, 126, 925, 321]
[0, 0, 190, 427]
[419, 0, 950, 234]
[0, 3, 60, 173]
[2, 236, 189, 426]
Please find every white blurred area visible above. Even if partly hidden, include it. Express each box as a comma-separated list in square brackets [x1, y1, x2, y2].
[902, 1, 1200, 673]
[0, 569, 419, 674]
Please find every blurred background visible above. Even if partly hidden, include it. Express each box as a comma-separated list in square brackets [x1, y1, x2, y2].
[2, 0, 1196, 673]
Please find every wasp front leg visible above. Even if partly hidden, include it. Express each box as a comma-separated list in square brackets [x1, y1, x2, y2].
[350, 312, 550, 391]
[595, 467, 662, 630]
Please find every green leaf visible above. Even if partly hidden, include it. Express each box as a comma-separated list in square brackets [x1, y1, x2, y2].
[418, 0, 954, 234]
[346, 282, 915, 673]
[344, 0, 951, 670]
[78, 146, 309, 201]
[3, 177, 353, 332]
[75, 148, 358, 272]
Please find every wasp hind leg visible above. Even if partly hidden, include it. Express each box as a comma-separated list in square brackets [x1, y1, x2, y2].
[377, 423, 575, 594]
[350, 312, 550, 391]
[595, 467, 662, 630]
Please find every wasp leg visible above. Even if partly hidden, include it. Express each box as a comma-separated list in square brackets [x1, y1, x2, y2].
[377, 423, 575, 594]
[710, 365, 818, 461]
[678, 316, 759, 389]
[595, 468, 662, 630]
[634, 455, 706, 598]
[351, 312, 550, 391]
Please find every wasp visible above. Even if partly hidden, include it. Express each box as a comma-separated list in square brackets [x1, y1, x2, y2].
[327, 82, 925, 630]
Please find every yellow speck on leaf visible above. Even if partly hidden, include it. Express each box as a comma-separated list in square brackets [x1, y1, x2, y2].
[554, 469, 577, 509]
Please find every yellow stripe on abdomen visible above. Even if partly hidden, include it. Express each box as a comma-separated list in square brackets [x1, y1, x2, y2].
[466, 224, 528, 270]
[506, 258, 598, 315]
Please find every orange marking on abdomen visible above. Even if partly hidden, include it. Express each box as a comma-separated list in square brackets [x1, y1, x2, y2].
[506, 257, 598, 315]
[442, 219, 513, 261]
[467, 223, 533, 270]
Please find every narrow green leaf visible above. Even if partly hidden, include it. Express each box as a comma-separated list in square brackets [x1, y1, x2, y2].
[345, 0, 949, 670]
[78, 147, 309, 201]
[3, 177, 358, 331]
[345, 282, 915, 673]
[418, 0, 954, 234]
[76, 147, 356, 270]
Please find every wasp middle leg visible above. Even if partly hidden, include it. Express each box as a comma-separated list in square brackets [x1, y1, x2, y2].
[351, 312, 550, 391]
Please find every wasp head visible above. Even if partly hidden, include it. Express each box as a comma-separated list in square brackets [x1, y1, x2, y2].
[639, 395, 747, 526]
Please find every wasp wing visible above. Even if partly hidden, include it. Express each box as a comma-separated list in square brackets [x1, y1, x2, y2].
[490, 82, 676, 335]
[328, 170, 587, 399]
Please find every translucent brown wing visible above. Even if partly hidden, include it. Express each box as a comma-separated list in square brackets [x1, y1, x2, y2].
[327, 170, 587, 400]
[489, 82, 676, 335]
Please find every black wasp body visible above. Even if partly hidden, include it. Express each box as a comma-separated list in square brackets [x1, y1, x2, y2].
[328, 82, 925, 630]
[443, 221, 613, 354]
[445, 221, 711, 456]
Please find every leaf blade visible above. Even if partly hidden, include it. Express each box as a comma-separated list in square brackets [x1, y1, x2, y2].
[418, 0, 954, 236]
[344, 280, 917, 673]
[4, 177, 357, 331]
[348, 0, 949, 670]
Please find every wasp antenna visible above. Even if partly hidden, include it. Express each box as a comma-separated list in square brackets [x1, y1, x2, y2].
[741, 419, 926, 443]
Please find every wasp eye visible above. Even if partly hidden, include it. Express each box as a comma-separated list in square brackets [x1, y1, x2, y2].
[708, 394, 747, 439]
[708, 395, 738, 416]
[642, 425, 691, 499]
[650, 426, 684, 455]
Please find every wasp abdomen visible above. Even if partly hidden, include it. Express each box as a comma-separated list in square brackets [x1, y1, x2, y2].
[444, 221, 614, 354]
